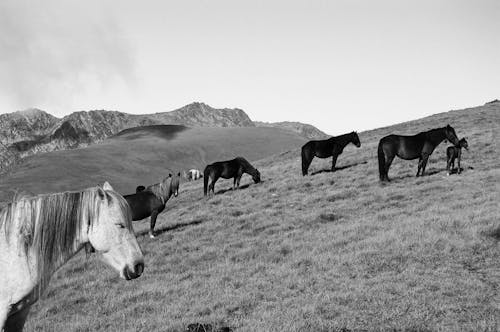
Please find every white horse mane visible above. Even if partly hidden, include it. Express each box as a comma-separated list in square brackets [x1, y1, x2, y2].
[0, 187, 128, 291]
[147, 177, 174, 202]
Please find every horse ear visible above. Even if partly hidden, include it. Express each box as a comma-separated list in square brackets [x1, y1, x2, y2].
[102, 181, 114, 191]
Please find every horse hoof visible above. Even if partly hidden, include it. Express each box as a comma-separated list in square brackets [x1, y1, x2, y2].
[149, 233, 156, 239]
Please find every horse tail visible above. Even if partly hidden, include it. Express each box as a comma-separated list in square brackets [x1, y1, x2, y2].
[378, 140, 386, 181]
[301, 144, 310, 176]
[203, 167, 210, 196]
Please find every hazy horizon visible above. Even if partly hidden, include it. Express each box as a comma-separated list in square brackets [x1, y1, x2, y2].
[1, 0, 499, 135]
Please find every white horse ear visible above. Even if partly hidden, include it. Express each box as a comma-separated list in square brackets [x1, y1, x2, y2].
[102, 182, 114, 191]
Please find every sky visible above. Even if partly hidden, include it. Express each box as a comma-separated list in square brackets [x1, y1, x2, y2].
[0, 0, 499, 135]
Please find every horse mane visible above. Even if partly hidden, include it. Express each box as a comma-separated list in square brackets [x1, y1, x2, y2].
[147, 177, 172, 202]
[235, 157, 257, 173]
[0, 187, 108, 292]
[335, 131, 356, 139]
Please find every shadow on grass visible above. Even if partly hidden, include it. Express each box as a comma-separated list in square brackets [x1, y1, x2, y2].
[187, 323, 233, 332]
[136, 218, 204, 238]
[387, 168, 443, 182]
[389, 166, 476, 182]
[213, 180, 266, 195]
[310, 161, 367, 176]
[447, 166, 474, 175]
[485, 226, 500, 241]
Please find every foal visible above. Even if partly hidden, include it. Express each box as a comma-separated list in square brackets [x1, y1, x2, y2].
[446, 138, 468, 175]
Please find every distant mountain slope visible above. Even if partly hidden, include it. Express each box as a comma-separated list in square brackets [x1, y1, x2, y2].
[0, 102, 322, 171]
[0, 126, 306, 201]
[254, 121, 329, 140]
[0, 103, 253, 159]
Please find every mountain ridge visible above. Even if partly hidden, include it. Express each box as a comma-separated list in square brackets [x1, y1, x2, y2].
[0, 103, 324, 172]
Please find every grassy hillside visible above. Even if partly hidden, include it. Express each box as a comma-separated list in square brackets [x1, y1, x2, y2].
[17, 102, 500, 331]
[0, 126, 305, 202]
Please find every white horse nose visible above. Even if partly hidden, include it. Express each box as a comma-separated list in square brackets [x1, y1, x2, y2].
[123, 261, 144, 280]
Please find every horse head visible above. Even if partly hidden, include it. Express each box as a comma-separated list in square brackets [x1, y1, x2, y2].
[445, 124, 460, 146]
[252, 169, 261, 183]
[459, 137, 469, 151]
[88, 182, 144, 280]
[170, 172, 181, 197]
[352, 131, 361, 148]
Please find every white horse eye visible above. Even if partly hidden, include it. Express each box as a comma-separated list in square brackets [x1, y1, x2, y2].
[116, 224, 126, 229]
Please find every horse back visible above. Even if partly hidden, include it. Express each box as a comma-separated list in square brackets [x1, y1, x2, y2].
[308, 138, 334, 158]
[124, 192, 163, 221]
[221, 159, 240, 178]
[380, 134, 425, 160]
[446, 146, 458, 158]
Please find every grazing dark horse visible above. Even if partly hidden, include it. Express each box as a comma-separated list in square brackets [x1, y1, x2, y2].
[124, 173, 180, 238]
[447, 138, 468, 175]
[301, 131, 361, 176]
[378, 124, 460, 182]
[203, 157, 260, 196]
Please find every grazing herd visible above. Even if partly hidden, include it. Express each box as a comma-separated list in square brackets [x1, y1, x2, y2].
[0, 123, 468, 331]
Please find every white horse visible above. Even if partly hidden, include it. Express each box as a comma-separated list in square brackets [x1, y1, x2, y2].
[0, 182, 144, 331]
[187, 169, 202, 181]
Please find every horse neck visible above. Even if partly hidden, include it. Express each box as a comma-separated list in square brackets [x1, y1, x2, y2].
[427, 128, 447, 145]
[240, 160, 255, 175]
[335, 133, 355, 148]
[39, 233, 86, 292]
[157, 180, 173, 202]
[32, 193, 91, 294]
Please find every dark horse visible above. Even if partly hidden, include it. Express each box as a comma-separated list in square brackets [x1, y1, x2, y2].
[124, 173, 180, 238]
[301, 131, 361, 176]
[446, 137, 468, 175]
[203, 157, 261, 196]
[378, 124, 460, 182]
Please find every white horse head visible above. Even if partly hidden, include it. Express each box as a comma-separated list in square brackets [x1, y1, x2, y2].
[0, 183, 144, 330]
[90, 182, 144, 280]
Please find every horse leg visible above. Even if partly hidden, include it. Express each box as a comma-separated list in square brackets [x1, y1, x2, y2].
[301, 148, 313, 176]
[4, 306, 31, 332]
[209, 177, 218, 196]
[331, 153, 339, 171]
[384, 155, 395, 181]
[457, 151, 462, 174]
[233, 177, 237, 190]
[236, 174, 243, 189]
[149, 210, 159, 238]
[446, 156, 452, 175]
[420, 155, 430, 176]
[416, 157, 423, 177]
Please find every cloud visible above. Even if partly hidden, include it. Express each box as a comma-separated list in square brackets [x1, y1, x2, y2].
[0, 0, 135, 113]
